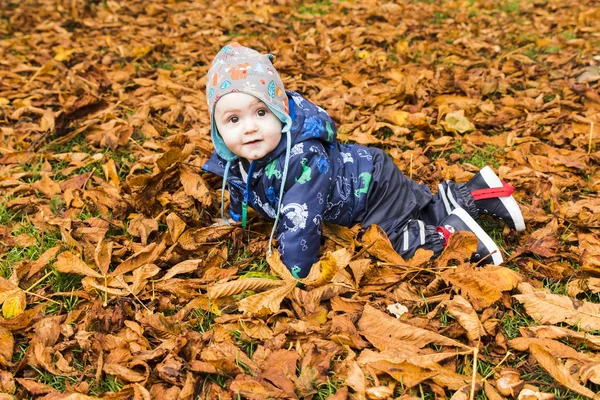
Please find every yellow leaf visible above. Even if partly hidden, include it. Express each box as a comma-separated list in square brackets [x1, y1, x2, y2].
[302, 248, 351, 287]
[0, 98, 10, 107]
[132, 45, 152, 59]
[53, 47, 74, 61]
[2, 290, 26, 319]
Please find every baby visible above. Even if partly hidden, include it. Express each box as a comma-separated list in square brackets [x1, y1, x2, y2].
[202, 43, 525, 279]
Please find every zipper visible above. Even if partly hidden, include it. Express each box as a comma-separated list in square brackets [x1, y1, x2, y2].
[241, 161, 255, 227]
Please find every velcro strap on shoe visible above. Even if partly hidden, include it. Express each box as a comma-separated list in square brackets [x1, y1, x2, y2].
[471, 181, 515, 200]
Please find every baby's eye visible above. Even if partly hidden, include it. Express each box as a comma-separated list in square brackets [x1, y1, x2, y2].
[228, 116, 239, 123]
[257, 109, 267, 117]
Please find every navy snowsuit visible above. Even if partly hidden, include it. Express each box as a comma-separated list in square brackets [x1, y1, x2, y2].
[202, 91, 477, 278]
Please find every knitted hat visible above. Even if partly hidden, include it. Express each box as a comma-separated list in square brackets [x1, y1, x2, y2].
[206, 42, 292, 161]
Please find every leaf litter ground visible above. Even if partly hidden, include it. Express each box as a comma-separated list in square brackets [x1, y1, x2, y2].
[1, 0, 600, 399]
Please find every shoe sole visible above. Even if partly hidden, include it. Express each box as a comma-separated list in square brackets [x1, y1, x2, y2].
[452, 207, 504, 265]
[479, 166, 526, 231]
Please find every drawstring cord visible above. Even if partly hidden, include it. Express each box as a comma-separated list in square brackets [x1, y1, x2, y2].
[221, 160, 232, 226]
[268, 129, 291, 256]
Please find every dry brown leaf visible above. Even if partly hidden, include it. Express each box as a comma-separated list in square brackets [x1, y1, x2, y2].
[360, 224, 406, 266]
[179, 164, 214, 207]
[166, 212, 187, 242]
[302, 248, 351, 287]
[0, 326, 14, 366]
[109, 240, 166, 277]
[522, 325, 600, 351]
[529, 343, 599, 399]
[447, 295, 484, 342]
[238, 279, 297, 316]
[157, 259, 202, 282]
[177, 225, 236, 251]
[514, 290, 600, 332]
[54, 251, 102, 278]
[358, 304, 471, 351]
[436, 231, 478, 268]
[103, 363, 148, 383]
[94, 239, 112, 276]
[266, 248, 295, 281]
[207, 278, 285, 299]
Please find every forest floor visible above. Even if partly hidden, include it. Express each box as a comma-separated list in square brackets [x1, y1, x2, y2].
[1, 0, 600, 399]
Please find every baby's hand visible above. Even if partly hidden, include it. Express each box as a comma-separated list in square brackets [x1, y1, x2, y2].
[210, 218, 236, 227]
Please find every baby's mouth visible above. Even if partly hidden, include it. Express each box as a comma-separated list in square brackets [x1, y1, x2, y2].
[244, 139, 262, 145]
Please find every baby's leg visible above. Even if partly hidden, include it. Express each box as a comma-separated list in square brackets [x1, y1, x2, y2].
[416, 181, 478, 226]
[380, 208, 503, 265]
[381, 218, 445, 260]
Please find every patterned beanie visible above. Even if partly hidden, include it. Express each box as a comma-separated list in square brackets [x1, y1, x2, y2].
[206, 42, 292, 161]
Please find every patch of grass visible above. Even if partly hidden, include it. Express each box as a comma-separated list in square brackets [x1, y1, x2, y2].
[31, 366, 78, 392]
[18, 160, 44, 183]
[151, 59, 174, 70]
[298, 1, 331, 15]
[500, 304, 536, 340]
[231, 329, 257, 358]
[524, 47, 540, 61]
[50, 268, 84, 293]
[0, 196, 19, 225]
[543, 277, 569, 296]
[0, 216, 62, 278]
[315, 376, 344, 400]
[12, 342, 28, 363]
[542, 45, 560, 54]
[49, 133, 89, 153]
[78, 207, 104, 221]
[477, 217, 507, 255]
[561, 31, 577, 40]
[503, 0, 520, 13]
[88, 375, 124, 396]
[430, 141, 465, 162]
[439, 308, 455, 327]
[461, 145, 501, 169]
[190, 307, 217, 334]
[432, 11, 450, 25]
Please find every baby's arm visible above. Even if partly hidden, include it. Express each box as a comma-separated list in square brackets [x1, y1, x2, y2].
[227, 181, 244, 223]
[276, 147, 333, 278]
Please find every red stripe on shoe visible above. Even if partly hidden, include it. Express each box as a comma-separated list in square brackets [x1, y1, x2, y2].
[436, 226, 452, 246]
[471, 181, 515, 201]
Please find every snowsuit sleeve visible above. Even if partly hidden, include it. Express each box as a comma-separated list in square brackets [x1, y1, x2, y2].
[276, 143, 333, 279]
[228, 182, 244, 223]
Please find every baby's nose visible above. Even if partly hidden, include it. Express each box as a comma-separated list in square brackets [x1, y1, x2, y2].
[244, 118, 259, 133]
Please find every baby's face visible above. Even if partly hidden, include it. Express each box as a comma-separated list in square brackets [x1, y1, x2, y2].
[214, 93, 283, 161]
